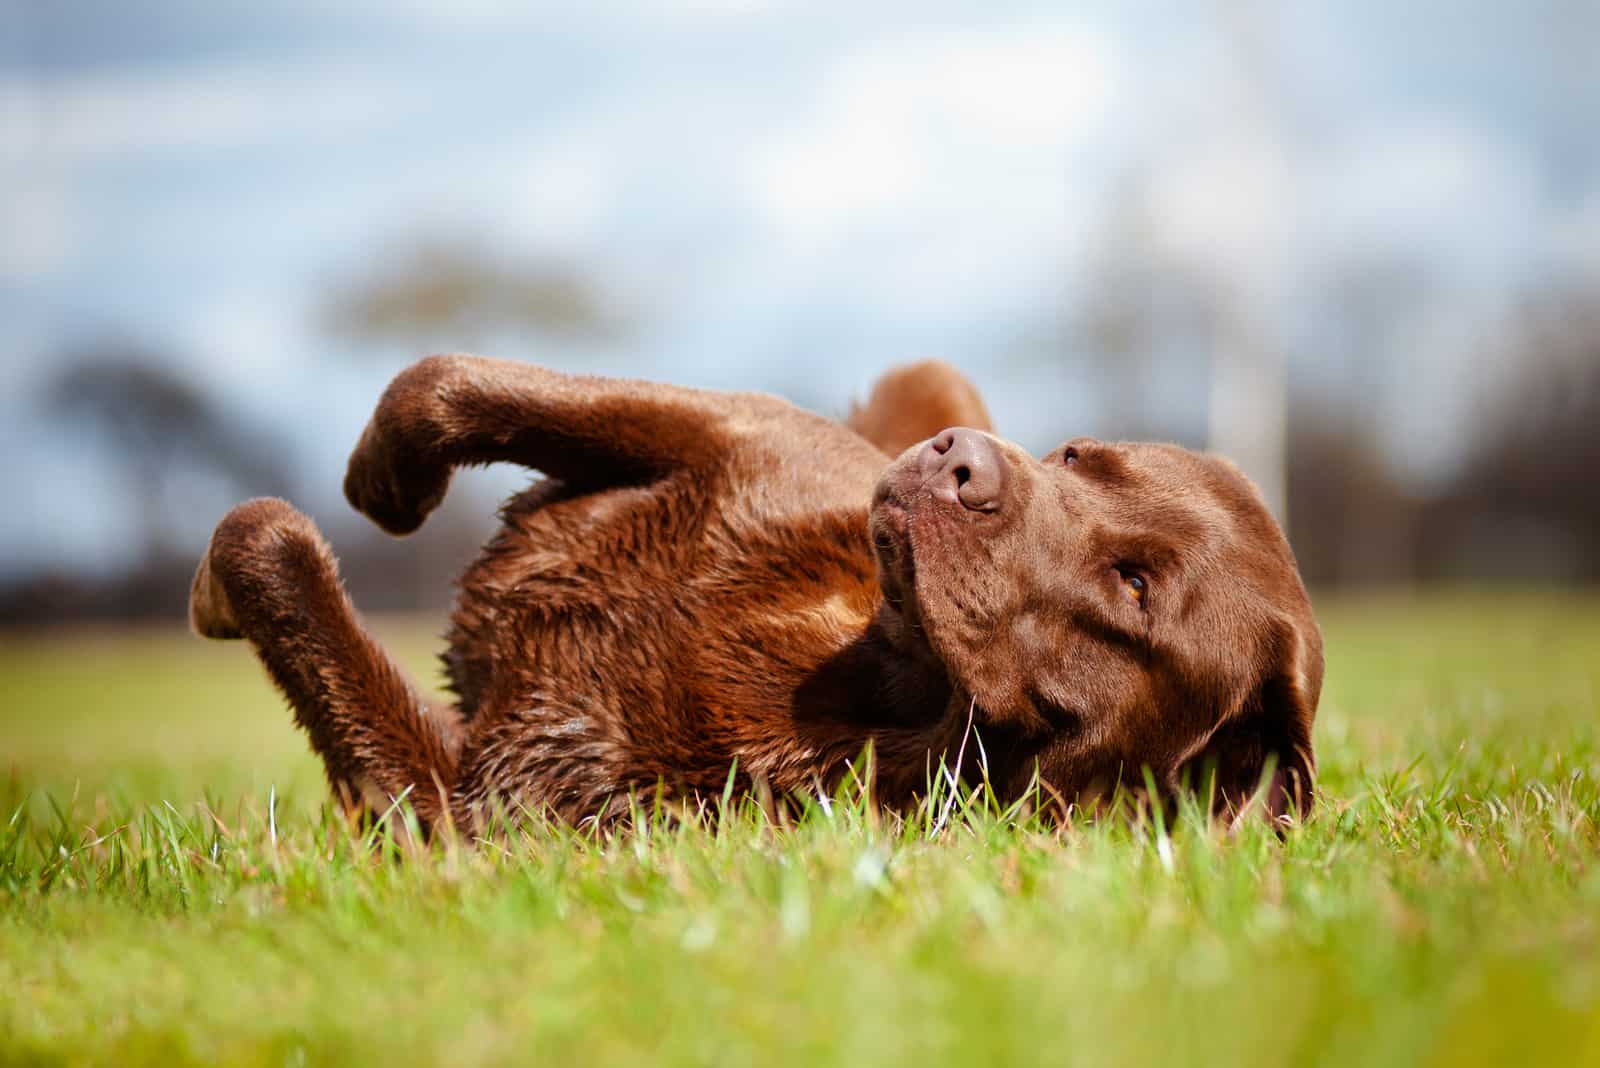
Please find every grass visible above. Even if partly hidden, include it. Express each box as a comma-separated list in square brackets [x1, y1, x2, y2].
[2, 590, 1599, 1066]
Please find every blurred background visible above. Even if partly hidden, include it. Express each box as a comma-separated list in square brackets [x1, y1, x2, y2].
[3, 0, 1598, 623]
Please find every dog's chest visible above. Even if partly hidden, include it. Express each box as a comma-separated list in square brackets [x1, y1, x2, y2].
[448, 465, 882, 723]
[444, 445, 898, 807]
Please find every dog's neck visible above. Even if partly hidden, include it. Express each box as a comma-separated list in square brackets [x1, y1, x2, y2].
[771, 602, 976, 806]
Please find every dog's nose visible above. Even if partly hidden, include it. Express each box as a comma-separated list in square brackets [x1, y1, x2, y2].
[917, 427, 1006, 513]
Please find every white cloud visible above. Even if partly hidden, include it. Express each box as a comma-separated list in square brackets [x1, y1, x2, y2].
[502, 138, 621, 249]
[1144, 133, 1296, 289]
[263, 0, 789, 32]
[180, 290, 309, 383]
[1, 62, 421, 161]
[641, 0, 787, 13]
[0, 173, 76, 280]
[743, 25, 1122, 252]
[1312, 123, 1540, 276]
[1553, 188, 1600, 280]
[1129, 119, 1541, 302]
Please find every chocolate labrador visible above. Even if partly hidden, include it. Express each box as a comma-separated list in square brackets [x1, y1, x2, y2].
[190, 356, 1321, 829]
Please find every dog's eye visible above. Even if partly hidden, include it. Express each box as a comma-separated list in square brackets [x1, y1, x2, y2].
[1061, 447, 1079, 466]
[1117, 568, 1147, 606]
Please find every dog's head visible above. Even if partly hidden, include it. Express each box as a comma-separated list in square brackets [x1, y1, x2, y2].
[870, 429, 1322, 823]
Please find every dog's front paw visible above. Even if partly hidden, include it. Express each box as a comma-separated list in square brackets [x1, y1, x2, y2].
[343, 419, 450, 536]
[189, 539, 241, 639]
[190, 500, 302, 639]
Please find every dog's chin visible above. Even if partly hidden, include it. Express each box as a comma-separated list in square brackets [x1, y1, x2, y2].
[872, 463, 1031, 727]
[870, 494, 917, 611]
[872, 475, 985, 680]
[870, 460, 937, 643]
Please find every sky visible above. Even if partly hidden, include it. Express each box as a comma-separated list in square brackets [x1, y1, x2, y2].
[3, 1, 1598, 578]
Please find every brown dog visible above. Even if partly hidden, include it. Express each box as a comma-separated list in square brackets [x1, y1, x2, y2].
[190, 356, 1321, 830]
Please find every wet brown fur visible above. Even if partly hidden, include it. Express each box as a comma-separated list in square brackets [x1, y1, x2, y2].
[191, 355, 1321, 831]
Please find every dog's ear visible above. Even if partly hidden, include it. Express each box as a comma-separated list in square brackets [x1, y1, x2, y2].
[1183, 618, 1321, 826]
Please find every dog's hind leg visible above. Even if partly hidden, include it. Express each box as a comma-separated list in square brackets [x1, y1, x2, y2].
[190, 498, 460, 829]
[848, 360, 994, 457]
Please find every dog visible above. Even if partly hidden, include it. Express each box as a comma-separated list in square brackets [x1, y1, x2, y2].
[190, 355, 1321, 830]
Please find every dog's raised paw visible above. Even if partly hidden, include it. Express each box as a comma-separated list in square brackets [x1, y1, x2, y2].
[189, 541, 242, 639]
[343, 419, 449, 536]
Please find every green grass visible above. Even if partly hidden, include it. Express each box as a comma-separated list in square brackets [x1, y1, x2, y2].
[3, 591, 1599, 1066]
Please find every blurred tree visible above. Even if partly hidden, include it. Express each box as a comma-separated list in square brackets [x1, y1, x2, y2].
[48, 345, 294, 564]
[1284, 412, 1421, 587]
[1074, 178, 1217, 446]
[313, 236, 633, 612]
[0, 343, 302, 622]
[1424, 285, 1600, 581]
[1208, 0, 1295, 524]
[1077, 182, 1171, 443]
[1536, 0, 1600, 203]
[319, 238, 628, 351]
[1317, 255, 1435, 585]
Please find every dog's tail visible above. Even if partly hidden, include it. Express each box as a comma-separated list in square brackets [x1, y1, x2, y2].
[190, 498, 461, 830]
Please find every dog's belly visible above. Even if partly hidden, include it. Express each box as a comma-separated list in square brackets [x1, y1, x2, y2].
[443, 476, 699, 718]
[439, 468, 886, 815]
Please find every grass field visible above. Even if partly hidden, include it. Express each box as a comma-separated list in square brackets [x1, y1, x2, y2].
[3, 590, 1599, 1066]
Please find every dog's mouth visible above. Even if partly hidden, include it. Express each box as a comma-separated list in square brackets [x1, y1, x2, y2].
[870, 436, 1021, 642]
[871, 453, 942, 630]
[869, 483, 915, 591]
[871, 474, 1030, 726]
[869, 463, 961, 627]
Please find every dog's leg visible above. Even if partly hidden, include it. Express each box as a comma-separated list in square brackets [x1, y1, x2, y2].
[190, 498, 460, 828]
[344, 354, 761, 535]
[847, 359, 994, 457]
